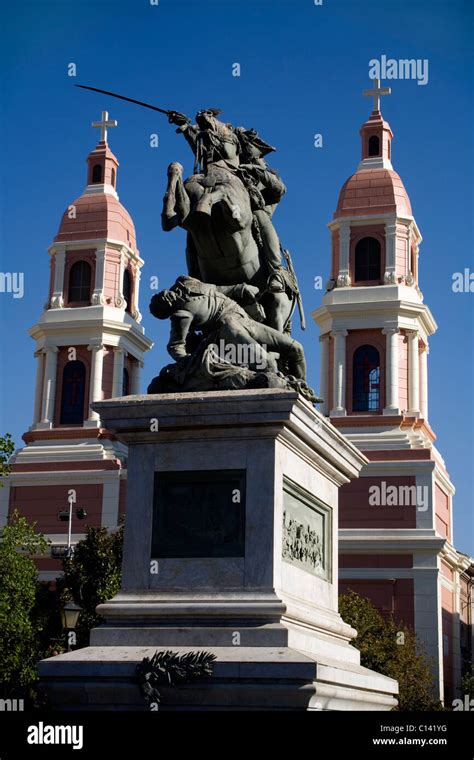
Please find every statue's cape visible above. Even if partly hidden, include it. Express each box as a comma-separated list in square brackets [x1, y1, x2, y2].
[237, 128, 276, 158]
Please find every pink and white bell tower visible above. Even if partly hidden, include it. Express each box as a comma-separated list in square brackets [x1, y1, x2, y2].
[313, 81, 470, 704]
[4, 112, 153, 575]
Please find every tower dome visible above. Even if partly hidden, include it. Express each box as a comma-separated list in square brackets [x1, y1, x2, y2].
[55, 192, 137, 249]
[336, 168, 412, 218]
[55, 113, 137, 250]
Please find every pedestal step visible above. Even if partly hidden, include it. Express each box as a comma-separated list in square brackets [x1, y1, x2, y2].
[91, 623, 289, 648]
[39, 646, 398, 712]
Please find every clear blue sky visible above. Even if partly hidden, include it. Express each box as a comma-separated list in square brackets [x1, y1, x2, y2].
[1, 0, 473, 554]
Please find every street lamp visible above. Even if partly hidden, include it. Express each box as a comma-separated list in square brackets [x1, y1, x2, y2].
[60, 601, 81, 651]
[60, 601, 81, 631]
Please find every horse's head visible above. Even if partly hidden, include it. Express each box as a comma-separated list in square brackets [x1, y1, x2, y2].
[196, 108, 222, 131]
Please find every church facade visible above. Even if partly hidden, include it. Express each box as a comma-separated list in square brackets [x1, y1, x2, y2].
[2, 113, 152, 580]
[312, 82, 473, 704]
[1, 94, 472, 707]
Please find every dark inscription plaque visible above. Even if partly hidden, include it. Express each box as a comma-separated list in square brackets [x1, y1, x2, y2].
[151, 470, 246, 558]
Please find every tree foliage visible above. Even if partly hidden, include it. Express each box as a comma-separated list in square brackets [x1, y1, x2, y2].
[57, 525, 124, 647]
[0, 433, 14, 482]
[339, 590, 443, 711]
[0, 510, 49, 698]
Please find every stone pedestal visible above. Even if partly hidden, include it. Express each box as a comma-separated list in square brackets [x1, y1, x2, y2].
[39, 389, 398, 710]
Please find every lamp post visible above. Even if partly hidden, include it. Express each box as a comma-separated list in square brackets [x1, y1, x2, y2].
[67, 492, 73, 557]
[60, 602, 81, 651]
[57, 489, 87, 558]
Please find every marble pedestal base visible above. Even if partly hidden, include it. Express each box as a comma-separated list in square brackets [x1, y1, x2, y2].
[39, 390, 397, 711]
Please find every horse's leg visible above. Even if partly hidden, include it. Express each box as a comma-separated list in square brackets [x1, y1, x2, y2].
[253, 210, 282, 270]
[162, 162, 190, 231]
[174, 171, 191, 221]
[196, 186, 247, 229]
[195, 185, 227, 216]
[265, 292, 293, 333]
[162, 163, 181, 231]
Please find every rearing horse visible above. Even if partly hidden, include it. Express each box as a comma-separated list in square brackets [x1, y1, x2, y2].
[161, 161, 293, 332]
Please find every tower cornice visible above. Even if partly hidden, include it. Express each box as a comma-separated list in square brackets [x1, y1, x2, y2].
[312, 300, 437, 338]
[48, 239, 145, 267]
[28, 314, 153, 358]
[328, 214, 422, 245]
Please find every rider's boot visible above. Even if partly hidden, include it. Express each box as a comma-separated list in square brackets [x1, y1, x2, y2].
[267, 266, 286, 293]
[286, 341, 307, 380]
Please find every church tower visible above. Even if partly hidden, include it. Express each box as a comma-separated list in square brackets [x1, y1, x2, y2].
[4, 112, 153, 576]
[312, 81, 470, 704]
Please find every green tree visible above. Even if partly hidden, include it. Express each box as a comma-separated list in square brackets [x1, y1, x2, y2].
[57, 524, 124, 647]
[339, 590, 443, 711]
[0, 510, 49, 699]
[0, 433, 14, 481]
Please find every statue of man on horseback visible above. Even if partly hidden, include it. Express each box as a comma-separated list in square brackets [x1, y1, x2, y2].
[74, 83, 317, 401]
[151, 105, 317, 401]
[163, 107, 303, 334]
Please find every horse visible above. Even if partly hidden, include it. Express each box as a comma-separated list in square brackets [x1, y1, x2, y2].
[161, 161, 294, 333]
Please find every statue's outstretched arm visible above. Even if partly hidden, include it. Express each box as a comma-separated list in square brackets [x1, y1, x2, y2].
[167, 110, 199, 156]
[179, 124, 199, 156]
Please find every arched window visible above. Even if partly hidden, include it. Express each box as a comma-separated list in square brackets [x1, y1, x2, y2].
[111, 167, 116, 187]
[68, 261, 91, 303]
[354, 237, 381, 282]
[353, 346, 380, 412]
[122, 367, 130, 396]
[60, 360, 86, 424]
[92, 164, 103, 183]
[368, 135, 380, 157]
[123, 269, 132, 313]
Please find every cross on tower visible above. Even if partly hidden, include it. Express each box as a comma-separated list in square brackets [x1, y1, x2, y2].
[363, 78, 391, 112]
[92, 111, 118, 143]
